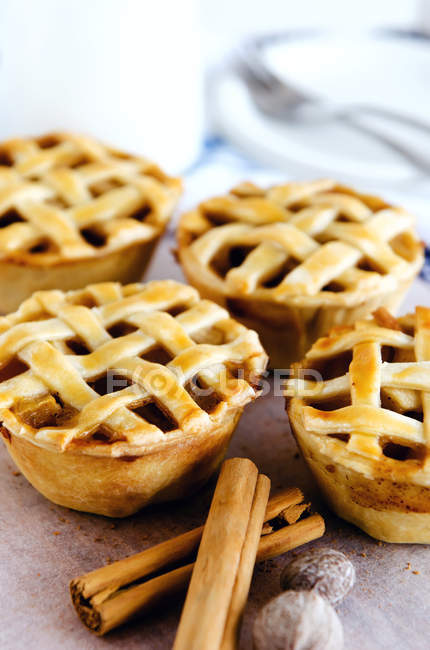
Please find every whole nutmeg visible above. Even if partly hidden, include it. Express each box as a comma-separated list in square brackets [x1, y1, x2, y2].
[280, 548, 355, 605]
[253, 591, 343, 650]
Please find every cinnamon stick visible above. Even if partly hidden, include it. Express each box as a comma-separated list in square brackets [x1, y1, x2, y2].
[71, 481, 323, 635]
[79, 563, 195, 635]
[71, 526, 203, 606]
[263, 486, 304, 521]
[281, 502, 310, 525]
[173, 458, 263, 650]
[220, 474, 271, 650]
[257, 514, 325, 561]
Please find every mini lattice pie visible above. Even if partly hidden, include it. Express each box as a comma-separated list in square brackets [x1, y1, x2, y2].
[0, 280, 267, 516]
[176, 179, 423, 368]
[0, 132, 182, 313]
[286, 307, 430, 543]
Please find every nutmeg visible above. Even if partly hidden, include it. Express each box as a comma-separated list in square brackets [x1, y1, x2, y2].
[253, 591, 343, 650]
[280, 548, 355, 605]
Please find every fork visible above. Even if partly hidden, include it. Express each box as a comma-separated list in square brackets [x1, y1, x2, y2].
[236, 36, 430, 176]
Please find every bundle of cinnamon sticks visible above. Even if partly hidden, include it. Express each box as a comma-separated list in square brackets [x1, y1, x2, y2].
[71, 458, 324, 644]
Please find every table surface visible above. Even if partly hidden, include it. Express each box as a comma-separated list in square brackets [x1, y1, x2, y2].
[1, 233, 430, 650]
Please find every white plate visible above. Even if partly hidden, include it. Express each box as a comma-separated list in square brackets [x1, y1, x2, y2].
[211, 32, 430, 187]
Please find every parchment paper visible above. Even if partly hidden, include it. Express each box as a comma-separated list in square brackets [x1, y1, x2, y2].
[1, 234, 429, 649]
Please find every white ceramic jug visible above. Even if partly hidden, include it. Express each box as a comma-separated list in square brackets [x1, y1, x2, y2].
[0, 0, 204, 172]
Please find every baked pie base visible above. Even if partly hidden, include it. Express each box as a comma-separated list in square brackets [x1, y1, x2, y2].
[286, 306, 430, 543]
[288, 399, 430, 543]
[0, 280, 267, 516]
[1, 408, 241, 518]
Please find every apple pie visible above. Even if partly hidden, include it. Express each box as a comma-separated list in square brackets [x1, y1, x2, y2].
[286, 307, 430, 543]
[0, 132, 182, 313]
[0, 280, 267, 516]
[176, 180, 423, 368]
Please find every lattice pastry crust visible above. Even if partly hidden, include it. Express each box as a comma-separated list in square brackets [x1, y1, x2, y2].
[0, 133, 182, 312]
[286, 307, 430, 543]
[0, 132, 182, 263]
[0, 281, 267, 516]
[177, 180, 423, 367]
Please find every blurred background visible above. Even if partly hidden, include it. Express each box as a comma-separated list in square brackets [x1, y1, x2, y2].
[1, 0, 430, 223]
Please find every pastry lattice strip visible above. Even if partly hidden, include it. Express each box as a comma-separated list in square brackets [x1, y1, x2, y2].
[0, 282, 261, 450]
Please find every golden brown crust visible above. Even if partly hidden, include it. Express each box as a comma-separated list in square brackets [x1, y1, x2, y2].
[0, 132, 182, 310]
[0, 131, 182, 265]
[177, 180, 423, 367]
[0, 280, 267, 454]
